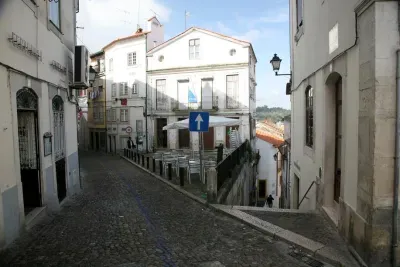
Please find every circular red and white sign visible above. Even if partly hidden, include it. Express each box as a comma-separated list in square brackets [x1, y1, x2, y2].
[125, 126, 132, 133]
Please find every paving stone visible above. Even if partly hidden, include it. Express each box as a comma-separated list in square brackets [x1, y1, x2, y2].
[0, 152, 310, 267]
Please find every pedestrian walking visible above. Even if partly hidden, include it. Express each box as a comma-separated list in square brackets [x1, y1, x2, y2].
[266, 195, 274, 208]
[127, 137, 135, 150]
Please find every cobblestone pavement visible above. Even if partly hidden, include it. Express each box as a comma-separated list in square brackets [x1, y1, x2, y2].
[0, 152, 313, 267]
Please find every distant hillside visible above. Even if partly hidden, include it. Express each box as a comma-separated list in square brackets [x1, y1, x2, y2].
[255, 105, 290, 123]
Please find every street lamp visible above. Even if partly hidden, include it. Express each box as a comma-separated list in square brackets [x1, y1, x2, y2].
[89, 66, 97, 87]
[270, 53, 291, 76]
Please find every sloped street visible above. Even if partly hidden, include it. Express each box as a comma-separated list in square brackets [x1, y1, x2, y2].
[0, 152, 312, 267]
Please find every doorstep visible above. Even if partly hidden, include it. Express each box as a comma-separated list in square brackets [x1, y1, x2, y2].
[25, 206, 47, 230]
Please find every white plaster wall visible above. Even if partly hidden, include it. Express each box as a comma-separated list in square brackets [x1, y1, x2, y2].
[148, 29, 251, 71]
[146, 19, 164, 51]
[256, 138, 278, 204]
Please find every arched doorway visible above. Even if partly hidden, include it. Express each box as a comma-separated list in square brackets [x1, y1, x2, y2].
[324, 72, 343, 207]
[53, 96, 67, 202]
[17, 88, 41, 214]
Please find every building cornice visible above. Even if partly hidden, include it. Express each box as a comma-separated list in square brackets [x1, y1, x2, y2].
[355, 0, 392, 15]
[147, 63, 248, 75]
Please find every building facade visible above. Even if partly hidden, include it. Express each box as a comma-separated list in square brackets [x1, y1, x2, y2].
[147, 27, 257, 151]
[289, 0, 399, 265]
[103, 17, 164, 153]
[0, 0, 81, 248]
[87, 51, 107, 151]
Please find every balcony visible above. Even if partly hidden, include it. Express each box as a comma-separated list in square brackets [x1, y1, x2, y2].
[170, 96, 219, 112]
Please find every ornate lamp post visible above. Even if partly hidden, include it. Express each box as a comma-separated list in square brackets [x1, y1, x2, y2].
[270, 54, 292, 76]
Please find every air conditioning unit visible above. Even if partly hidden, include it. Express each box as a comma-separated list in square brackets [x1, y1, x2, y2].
[74, 45, 89, 89]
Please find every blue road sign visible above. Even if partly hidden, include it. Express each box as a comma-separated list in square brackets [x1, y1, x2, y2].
[189, 111, 209, 132]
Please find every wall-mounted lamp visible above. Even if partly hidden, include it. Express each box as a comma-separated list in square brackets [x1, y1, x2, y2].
[270, 53, 292, 77]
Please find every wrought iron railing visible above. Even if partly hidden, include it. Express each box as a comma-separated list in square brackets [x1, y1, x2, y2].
[216, 140, 248, 190]
[171, 96, 219, 111]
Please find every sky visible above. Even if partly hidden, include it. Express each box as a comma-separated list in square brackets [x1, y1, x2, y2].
[77, 0, 291, 109]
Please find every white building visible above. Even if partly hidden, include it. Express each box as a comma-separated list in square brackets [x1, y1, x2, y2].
[147, 27, 257, 151]
[103, 17, 164, 153]
[0, 0, 81, 248]
[288, 0, 399, 265]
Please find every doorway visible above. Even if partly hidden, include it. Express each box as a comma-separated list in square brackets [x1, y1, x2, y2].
[95, 132, 100, 150]
[108, 135, 112, 153]
[334, 77, 343, 203]
[53, 96, 67, 202]
[17, 88, 41, 214]
[258, 180, 266, 199]
[178, 117, 190, 148]
[203, 127, 214, 150]
[293, 174, 300, 209]
[156, 118, 168, 148]
[226, 118, 239, 149]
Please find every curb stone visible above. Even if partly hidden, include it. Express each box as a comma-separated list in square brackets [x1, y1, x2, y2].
[121, 156, 359, 267]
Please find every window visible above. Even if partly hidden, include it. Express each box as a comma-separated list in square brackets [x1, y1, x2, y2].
[226, 75, 239, 108]
[189, 39, 200, 60]
[156, 79, 167, 110]
[120, 82, 128, 96]
[109, 58, 113, 71]
[127, 52, 137, 66]
[201, 79, 213, 109]
[136, 120, 143, 135]
[48, 0, 61, 29]
[111, 109, 117, 121]
[229, 49, 236, 56]
[100, 59, 105, 72]
[120, 109, 128, 122]
[107, 109, 111, 121]
[296, 0, 303, 28]
[305, 86, 314, 147]
[93, 106, 98, 119]
[111, 83, 117, 97]
[99, 107, 104, 119]
[132, 83, 138, 94]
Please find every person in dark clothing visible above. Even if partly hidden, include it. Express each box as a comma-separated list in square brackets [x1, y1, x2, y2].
[127, 137, 135, 149]
[266, 195, 274, 208]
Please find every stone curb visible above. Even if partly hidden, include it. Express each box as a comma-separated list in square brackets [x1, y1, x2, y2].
[120, 156, 358, 267]
[230, 205, 315, 214]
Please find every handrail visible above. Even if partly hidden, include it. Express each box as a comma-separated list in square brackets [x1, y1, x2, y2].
[298, 181, 315, 209]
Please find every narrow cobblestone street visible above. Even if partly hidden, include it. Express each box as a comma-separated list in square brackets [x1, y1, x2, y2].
[0, 152, 312, 267]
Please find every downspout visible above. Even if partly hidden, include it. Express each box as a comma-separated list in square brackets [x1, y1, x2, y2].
[145, 36, 149, 153]
[393, 48, 400, 267]
[393, 5, 400, 266]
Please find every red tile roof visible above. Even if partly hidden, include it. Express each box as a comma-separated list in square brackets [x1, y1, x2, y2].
[256, 121, 284, 147]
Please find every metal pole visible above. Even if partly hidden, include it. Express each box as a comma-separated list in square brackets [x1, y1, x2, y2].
[199, 132, 203, 183]
[185, 10, 187, 30]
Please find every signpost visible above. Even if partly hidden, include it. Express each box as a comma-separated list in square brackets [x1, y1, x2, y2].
[189, 111, 210, 183]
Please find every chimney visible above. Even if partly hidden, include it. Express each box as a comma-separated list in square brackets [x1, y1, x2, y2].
[136, 28, 143, 34]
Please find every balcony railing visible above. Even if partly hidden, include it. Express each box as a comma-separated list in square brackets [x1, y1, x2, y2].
[216, 140, 248, 190]
[171, 96, 219, 111]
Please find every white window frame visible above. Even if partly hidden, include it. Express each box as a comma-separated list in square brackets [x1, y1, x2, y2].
[127, 52, 137, 66]
[111, 83, 117, 97]
[48, 0, 61, 29]
[132, 83, 138, 94]
[109, 58, 113, 71]
[119, 82, 128, 96]
[156, 79, 167, 110]
[120, 109, 128, 122]
[226, 74, 239, 109]
[111, 109, 117, 121]
[189, 39, 200, 60]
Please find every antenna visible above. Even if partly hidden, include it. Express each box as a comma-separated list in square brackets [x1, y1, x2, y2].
[137, 0, 141, 30]
[150, 9, 160, 18]
[185, 10, 190, 30]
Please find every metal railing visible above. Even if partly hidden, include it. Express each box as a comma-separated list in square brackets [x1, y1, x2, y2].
[298, 181, 315, 209]
[216, 140, 248, 190]
[170, 96, 219, 111]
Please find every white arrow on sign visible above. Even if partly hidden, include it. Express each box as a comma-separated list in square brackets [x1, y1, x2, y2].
[195, 114, 203, 130]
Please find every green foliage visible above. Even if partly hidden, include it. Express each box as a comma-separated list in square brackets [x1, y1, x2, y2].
[255, 105, 290, 123]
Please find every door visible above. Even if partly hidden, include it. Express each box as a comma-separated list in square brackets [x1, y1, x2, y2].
[17, 88, 41, 212]
[90, 132, 94, 150]
[293, 174, 300, 209]
[334, 78, 343, 203]
[258, 180, 266, 199]
[53, 96, 67, 202]
[178, 80, 189, 110]
[178, 117, 190, 148]
[108, 136, 112, 153]
[201, 79, 213, 109]
[226, 117, 240, 148]
[95, 132, 100, 150]
[156, 118, 168, 148]
[203, 127, 214, 150]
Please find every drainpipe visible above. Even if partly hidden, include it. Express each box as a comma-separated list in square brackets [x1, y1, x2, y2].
[393, 49, 400, 267]
[145, 37, 149, 153]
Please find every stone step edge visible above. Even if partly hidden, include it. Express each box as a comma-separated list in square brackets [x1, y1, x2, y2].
[229, 205, 315, 214]
[120, 156, 359, 267]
